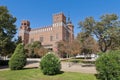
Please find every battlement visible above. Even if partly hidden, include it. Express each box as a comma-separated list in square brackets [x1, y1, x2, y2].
[53, 12, 64, 16]
[30, 25, 53, 35]
[31, 25, 52, 31]
[53, 12, 66, 24]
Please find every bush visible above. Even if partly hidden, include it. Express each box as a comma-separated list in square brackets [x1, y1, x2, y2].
[40, 52, 61, 75]
[9, 43, 26, 70]
[95, 51, 120, 80]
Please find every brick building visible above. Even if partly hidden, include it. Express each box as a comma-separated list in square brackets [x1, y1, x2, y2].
[19, 12, 74, 51]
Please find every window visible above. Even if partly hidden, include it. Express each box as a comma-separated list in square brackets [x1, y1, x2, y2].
[56, 33, 59, 39]
[50, 36, 53, 41]
[24, 23, 26, 25]
[40, 37, 43, 42]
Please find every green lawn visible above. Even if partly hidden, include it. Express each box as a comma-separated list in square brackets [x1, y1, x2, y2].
[0, 68, 97, 80]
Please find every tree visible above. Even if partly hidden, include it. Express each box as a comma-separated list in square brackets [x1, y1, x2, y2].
[15, 36, 22, 45]
[36, 47, 48, 57]
[57, 41, 68, 57]
[76, 32, 99, 55]
[108, 26, 120, 50]
[0, 6, 17, 56]
[79, 14, 120, 52]
[9, 43, 26, 70]
[57, 40, 81, 58]
[25, 41, 47, 57]
[70, 40, 81, 55]
[2, 40, 16, 57]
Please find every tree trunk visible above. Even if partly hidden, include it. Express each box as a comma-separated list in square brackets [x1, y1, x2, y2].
[100, 45, 107, 52]
[99, 39, 107, 52]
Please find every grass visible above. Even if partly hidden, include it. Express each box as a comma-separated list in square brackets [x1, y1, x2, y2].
[0, 68, 97, 80]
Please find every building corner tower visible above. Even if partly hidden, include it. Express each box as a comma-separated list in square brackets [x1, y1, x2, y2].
[19, 20, 31, 44]
[67, 17, 74, 42]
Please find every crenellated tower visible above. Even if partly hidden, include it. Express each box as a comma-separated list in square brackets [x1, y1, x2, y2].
[19, 20, 31, 44]
[52, 13, 66, 41]
[52, 13, 74, 42]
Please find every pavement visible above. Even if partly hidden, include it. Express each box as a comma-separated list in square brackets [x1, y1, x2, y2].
[0, 58, 97, 74]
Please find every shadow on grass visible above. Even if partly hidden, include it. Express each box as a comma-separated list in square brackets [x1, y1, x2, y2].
[94, 74, 100, 79]
[42, 71, 64, 76]
[22, 68, 64, 76]
[23, 67, 38, 70]
[58, 71, 64, 75]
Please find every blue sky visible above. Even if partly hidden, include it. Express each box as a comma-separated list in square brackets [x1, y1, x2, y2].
[1, 0, 120, 37]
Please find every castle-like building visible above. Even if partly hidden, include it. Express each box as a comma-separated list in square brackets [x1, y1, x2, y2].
[19, 12, 74, 51]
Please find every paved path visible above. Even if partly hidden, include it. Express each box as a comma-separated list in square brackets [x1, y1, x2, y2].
[0, 59, 97, 74]
[61, 62, 97, 74]
[25, 59, 97, 74]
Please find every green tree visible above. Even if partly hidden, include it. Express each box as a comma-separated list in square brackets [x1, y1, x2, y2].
[9, 43, 26, 70]
[3, 36, 22, 58]
[15, 36, 22, 45]
[2, 40, 16, 57]
[79, 14, 120, 52]
[25, 41, 47, 57]
[0, 6, 16, 56]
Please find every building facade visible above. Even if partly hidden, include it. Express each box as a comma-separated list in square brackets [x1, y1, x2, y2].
[19, 12, 74, 51]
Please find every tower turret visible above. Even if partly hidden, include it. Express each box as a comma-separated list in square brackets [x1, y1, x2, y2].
[67, 17, 74, 42]
[19, 20, 31, 44]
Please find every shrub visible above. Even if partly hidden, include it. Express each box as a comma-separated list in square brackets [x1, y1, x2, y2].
[95, 51, 120, 80]
[40, 52, 61, 75]
[9, 43, 26, 70]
